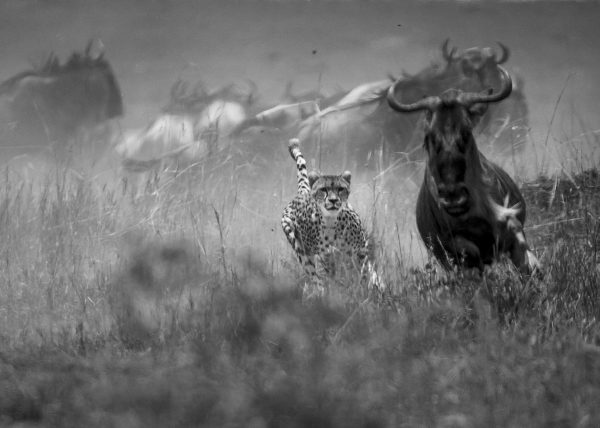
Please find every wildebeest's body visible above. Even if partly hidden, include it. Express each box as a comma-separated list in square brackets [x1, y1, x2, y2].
[0, 43, 122, 154]
[416, 155, 526, 269]
[117, 80, 252, 176]
[388, 67, 538, 272]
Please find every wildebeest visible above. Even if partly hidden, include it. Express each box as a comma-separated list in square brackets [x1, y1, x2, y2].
[387, 66, 539, 272]
[117, 79, 251, 176]
[0, 41, 123, 156]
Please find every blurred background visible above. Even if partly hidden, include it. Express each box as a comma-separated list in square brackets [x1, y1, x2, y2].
[0, 0, 597, 174]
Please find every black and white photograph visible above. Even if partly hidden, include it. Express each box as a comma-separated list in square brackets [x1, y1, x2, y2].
[0, 0, 598, 426]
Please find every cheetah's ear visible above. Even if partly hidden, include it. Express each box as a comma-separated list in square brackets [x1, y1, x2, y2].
[308, 171, 320, 188]
[341, 171, 352, 185]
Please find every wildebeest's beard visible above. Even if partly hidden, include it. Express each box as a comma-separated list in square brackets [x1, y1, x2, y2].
[424, 107, 482, 217]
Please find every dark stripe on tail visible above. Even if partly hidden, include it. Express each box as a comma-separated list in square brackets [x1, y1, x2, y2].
[288, 138, 310, 195]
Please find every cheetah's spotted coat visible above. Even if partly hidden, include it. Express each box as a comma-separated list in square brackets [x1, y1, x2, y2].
[282, 139, 378, 291]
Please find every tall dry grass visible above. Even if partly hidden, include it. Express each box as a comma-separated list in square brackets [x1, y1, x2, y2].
[0, 131, 598, 427]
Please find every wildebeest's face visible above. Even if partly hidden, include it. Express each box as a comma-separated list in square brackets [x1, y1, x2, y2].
[386, 65, 513, 217]
[422, 97, 487, 216]
[308, 171, 351, 217]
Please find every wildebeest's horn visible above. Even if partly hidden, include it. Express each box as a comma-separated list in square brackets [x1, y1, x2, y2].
[84, 39, 105, 61]
[96, 41, 105, 61]
[283, 81, 295, 100]
[386, 81, 440, 113]
[84, 40, 93, 57]
[456, 66, 513, 106]
[495, 42, 510, 64]
[244, 79, 258, 105]
[170, 79, 189, 103]
[441, 38, 457, 62]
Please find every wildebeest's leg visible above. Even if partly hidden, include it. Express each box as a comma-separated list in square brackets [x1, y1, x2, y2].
[489, 197, 541, 274]
[504, 216, 541, 274]
[448, 236, 484, 271]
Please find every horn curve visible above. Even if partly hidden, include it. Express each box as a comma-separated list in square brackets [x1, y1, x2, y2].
[495, 42, 510, 64]
[84, 39, 93, 57]
[456, 66, 513, 106]
[387, 66, 513, 113]
[441, 38, 457, 62]
[386, 80, 440, 113]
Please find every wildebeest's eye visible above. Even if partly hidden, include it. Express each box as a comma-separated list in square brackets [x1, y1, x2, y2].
[457, 130, 473, 152]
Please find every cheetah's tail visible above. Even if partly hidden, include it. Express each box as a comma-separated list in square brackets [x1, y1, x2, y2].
[288, 138, 301, 160]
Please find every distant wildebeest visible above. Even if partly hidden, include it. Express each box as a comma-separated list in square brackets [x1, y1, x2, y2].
[439, 39, 529, 157]
[387, 66, 539, 272]
[235, 79, 398, 174]
[0, 41, 123, 157]
[117, 79, 253, 176]
[230, 80, 350, 136]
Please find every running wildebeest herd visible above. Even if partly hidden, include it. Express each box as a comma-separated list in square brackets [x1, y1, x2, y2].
[0, 39, 539, 279]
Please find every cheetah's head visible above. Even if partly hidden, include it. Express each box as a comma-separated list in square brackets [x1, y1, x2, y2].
[308, 170, 352, 217]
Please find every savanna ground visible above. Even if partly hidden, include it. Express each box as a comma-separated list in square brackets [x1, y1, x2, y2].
[0, 1, 600, 426]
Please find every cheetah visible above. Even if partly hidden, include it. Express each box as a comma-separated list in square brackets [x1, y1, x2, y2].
[282, 138, 381, 295]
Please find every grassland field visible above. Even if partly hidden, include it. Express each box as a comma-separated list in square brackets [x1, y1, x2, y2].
[0, 1, 599, 427]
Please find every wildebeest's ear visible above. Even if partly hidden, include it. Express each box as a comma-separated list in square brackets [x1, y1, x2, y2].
[468, 89, 491, 126]
[468, 103, 488, 126]
[341, 171, 352, 185]
[308, 171, 320, 188]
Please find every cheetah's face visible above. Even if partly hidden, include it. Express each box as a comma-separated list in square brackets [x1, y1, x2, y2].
[309, 171, 352, 217]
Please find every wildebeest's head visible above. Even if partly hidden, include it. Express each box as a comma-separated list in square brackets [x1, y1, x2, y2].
[387, 66, 512, 216]
[308, 170, 352, 217]
[441, 39, 510, 91]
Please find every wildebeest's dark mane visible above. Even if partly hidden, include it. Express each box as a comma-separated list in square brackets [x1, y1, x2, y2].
[0, 46, 112, 92]
[0, 42, 123, 119]
[37, 47, 110, 75]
